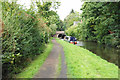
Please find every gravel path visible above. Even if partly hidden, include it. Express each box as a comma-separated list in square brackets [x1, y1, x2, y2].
[34, 39, 67, 78]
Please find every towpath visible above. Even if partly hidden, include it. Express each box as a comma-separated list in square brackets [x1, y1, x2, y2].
[34, 39, 67, 78]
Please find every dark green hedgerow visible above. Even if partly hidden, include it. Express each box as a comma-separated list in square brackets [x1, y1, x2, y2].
[1, 2, 51, 78]
[16, 40, 53, 78]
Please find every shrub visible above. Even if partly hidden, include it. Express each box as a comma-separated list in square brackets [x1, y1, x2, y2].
[2, 2, 50, 78]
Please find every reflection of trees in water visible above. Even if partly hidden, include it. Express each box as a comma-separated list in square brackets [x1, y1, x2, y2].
[78, 41, 119, 66]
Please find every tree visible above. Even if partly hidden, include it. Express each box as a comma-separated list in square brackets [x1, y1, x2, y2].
[70, 9, 75, 14]
[36, 1, 62, 31]
[65, 2, 120, 47]
[80, 2, 120, 47]
[64, 11, 81, 29]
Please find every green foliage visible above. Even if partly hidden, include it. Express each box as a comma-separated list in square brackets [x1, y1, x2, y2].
[65, 25, 78, 37]
[57, 38, 118, 78]
[65, 2, 120, 47]
[36, 1, 52, 18]
[16, 41, 53, 78]
[2, 1, 51, 78]
[36, 1, 62, 31]
[47, 15, 60, 26]
[36, 1, 60, 17]
[64, 11, 81, 29]
[81, 2, 120, 47]
[49, 24, 57, 35]
[70, 9, 75, 14]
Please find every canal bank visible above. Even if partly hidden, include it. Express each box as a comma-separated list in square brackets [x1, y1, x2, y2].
[56, 38, 118, 78]
[76, 41, 119, 67]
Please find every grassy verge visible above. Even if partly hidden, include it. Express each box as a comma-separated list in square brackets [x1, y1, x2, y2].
[56, 53, 62, 77]
[56, 38, 118, 78]
[15, 41, 53, 78]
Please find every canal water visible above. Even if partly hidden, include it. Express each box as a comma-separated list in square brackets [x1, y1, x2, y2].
[76, 41, 119, 67]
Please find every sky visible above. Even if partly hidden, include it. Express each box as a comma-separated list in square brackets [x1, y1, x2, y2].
[17, 0, 84, 20]
[56, 0, 83, 20]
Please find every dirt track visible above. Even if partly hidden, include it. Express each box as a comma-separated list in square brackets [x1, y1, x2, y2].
[34, 39, 67, 78]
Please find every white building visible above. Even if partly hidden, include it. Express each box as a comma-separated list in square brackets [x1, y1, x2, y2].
[73, 21, 80, 26]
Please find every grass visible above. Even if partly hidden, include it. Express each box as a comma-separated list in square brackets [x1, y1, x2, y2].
[16, 41, 53, 78]
[56, 53, 62, 77]
[56, 38, 118, 78]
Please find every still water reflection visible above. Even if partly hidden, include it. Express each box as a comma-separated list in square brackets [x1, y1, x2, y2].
[76, 41, 119, 67]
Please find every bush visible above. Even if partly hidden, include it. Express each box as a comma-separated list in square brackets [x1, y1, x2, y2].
[105, 34, 120, 47]
[2, 2, 50, 78]
[65, 25, 78, 37]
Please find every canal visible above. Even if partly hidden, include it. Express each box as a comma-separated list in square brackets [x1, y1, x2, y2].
[76, 41, 119, 67]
